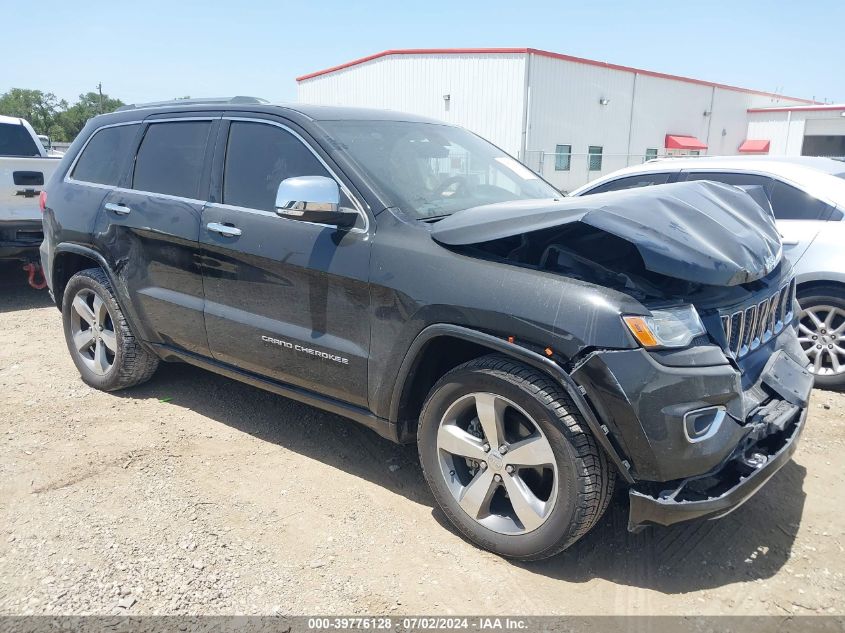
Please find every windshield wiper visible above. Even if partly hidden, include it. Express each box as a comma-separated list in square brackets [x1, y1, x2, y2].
[420, 214, 451, 223]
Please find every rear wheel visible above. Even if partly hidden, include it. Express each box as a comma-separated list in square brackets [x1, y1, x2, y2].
[418, 355, 615, 560]
[62, 268, 159, 391]
[797, 285, 845, 391]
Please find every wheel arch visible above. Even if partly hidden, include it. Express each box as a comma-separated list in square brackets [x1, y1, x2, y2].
[389, 324, 633, 482]
[51, 243, 155, 355]
[796, 278, 845, 299]
[51, 244, 109, 309]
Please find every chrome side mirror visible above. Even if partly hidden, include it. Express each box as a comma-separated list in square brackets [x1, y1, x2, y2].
[275, 176, 357, 227]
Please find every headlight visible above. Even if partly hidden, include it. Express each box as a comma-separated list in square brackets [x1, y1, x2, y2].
[623, 305, 706, 349]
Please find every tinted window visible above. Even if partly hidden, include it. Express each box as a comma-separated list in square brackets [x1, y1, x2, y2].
[0, 122, 40, 157]
[686, 171, 773, 192]
[223, 122, 332, 211]
[133, 121, 212, 198]
[770, 180, 830, 220]
[585, 173, 672, 194]
[71, 124, 140, 186]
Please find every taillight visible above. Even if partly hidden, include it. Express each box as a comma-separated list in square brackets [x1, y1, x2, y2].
[39, 191, 47, 213]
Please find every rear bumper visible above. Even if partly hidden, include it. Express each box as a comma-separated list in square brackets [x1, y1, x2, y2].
[0, 218, 43, 261]
[627, 403, 806, 530]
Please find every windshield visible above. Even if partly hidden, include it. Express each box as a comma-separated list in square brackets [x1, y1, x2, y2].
[318, 120, 561, 219]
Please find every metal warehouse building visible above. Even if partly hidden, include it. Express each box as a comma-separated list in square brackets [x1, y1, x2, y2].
[297, 48, 814, 191]
[746, 103, 845, 156]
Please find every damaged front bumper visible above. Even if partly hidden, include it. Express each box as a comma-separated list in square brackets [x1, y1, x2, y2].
[628, 401, 806, 530]
[571, 321, 813, 532]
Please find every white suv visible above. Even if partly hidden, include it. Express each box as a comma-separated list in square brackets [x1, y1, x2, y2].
[571, 156, 845, 390]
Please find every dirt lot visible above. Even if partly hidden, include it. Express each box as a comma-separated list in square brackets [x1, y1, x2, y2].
[1, 262, 844, 617]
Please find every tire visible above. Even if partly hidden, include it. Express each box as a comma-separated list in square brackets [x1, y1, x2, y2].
[797, 284, 845, 391]
[417, 354, 615, 561]
[61, 267, 159, 391]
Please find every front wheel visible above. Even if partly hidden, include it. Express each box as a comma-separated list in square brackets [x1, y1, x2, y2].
[417, 355, 615, 560]
[797, 285, 845, 391]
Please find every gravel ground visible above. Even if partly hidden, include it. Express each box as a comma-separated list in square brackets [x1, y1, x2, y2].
[1, 262, 844, 616]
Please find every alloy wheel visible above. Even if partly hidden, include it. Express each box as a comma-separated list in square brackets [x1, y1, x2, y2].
[798, 305, 845, 376]
[70, 288, 117, 376]
[436, 392, 558, 535]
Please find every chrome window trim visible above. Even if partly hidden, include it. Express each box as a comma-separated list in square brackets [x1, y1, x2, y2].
[63, 115, 371, 233]
[64, 117, 218, 190]
[204, 201, 366, 234]
[64, 120, 143, 187]
[220, 116, 370, 234]
[63, 178, 208, 207]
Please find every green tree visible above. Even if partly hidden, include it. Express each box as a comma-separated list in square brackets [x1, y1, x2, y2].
[0, 88, 68, 136]
[0, 88, 124, 142]
[55, 91, 124, 141]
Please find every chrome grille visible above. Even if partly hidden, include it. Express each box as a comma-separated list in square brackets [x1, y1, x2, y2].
[720, 279, 795, 358]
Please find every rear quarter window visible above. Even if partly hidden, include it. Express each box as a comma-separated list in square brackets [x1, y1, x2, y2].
[0, 122, 40, 157]
[769, 180, 831, 221]
[71, 124, 141, 186]
[686, 171, 773, 192]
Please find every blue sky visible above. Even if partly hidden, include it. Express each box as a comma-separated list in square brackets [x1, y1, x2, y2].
[3, 0, 842, 105]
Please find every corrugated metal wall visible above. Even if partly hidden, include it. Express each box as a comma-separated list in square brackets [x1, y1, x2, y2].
[526, 53, 810, 190]
[298, 51, 814, 190]
[748, 109, 845, 155]
[525, 53, 635, 192]
[298, 53, 527, 156]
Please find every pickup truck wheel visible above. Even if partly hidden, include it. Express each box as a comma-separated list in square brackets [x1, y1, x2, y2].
[62, 268, 159, 391]
[418, 354, 615, 561]
[797, 285, 845, 391]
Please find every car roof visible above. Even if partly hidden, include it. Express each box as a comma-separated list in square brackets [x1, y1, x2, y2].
[0, 114, 24, 125]
[586, 155, 845, 180]
[570, 155, 845, 205]
[645, 155, 844, 175]
[91, 101, 445, 127]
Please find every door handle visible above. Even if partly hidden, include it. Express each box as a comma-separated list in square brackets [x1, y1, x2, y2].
[782, 240, 799, 246]
[207, 222, 242, 238]
[105, 202, 131, 216]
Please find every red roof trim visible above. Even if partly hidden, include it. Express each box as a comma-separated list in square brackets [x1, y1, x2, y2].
[738, 139, 771, 153]
[748, 104, 845, 113]
[665, 134, 708, 150]
[296, 48, 816, 104]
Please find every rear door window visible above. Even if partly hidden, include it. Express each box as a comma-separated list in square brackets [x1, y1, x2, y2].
[769, 180, 831, 220]
[685, 171, 774, 193]
[132, 121, 212, 199]
[71, 124, 140, 186]
[583, 173, 673, 195]
[0, 122, 40, 157]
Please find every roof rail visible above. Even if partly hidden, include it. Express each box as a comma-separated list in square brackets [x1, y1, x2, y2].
[116, 96, 269, 112]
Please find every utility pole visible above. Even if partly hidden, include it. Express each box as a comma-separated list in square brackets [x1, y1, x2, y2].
[97, 83, 103, 114]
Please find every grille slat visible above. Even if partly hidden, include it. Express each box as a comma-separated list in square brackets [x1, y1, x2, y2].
[720, 280, 794, 358]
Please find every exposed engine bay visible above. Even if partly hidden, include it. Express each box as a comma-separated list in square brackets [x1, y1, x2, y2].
[430, 180, 784, 297]
[459, 222, 700, 301]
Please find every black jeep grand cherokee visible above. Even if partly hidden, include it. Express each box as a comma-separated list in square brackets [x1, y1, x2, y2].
[41, 99, 813, 560]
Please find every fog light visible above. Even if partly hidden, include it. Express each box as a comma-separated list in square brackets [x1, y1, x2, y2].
[683, 406, 726, 443]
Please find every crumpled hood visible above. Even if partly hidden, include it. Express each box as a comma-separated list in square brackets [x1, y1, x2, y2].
[430, 180, 783, 287]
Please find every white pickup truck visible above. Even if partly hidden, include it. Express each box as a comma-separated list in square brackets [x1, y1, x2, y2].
[0, 115, 62, 270]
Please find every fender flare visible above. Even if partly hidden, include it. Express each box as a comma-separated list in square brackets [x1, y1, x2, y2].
[389, 323, 634, 482]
